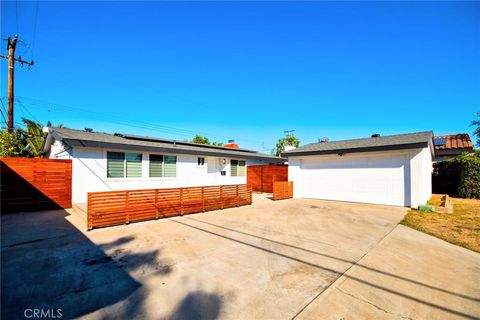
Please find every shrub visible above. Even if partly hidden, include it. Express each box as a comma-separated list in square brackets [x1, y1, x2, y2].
[457, 152, 480, 198]
[0, 130, 26, 157]
[433, 151, 480, 199]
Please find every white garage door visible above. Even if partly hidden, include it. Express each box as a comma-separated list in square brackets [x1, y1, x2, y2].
[298, 153, 410, 206]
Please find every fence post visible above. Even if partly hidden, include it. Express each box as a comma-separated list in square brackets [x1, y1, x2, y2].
[236, 185, 239, 207]
[155, 189, 159, 219]
[249, 185, 252, 204]
[87, 193, 92, 230]
[202, 186, 205, 212]
[220, 186, 224, 209]
[180, 188, 184, 215]
[125, 191, 130, 224]
[261, 166, 264, 193]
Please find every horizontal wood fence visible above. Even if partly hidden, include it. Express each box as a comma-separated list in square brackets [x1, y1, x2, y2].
[1, 158, 72, 213]
[88, 184, 252, 230]
[247, 165, 288, 193]
[273, 181, 293, 201]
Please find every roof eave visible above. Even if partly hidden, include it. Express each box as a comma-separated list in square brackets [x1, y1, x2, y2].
[282, 142, 429, 157]
[63, 139, 285, 162]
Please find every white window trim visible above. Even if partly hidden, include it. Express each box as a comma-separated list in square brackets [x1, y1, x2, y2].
[105, 150, 143, 180]
[149, 153, 178, 179]
[104, 149, 179, 181]
[230, 158, 247, 177]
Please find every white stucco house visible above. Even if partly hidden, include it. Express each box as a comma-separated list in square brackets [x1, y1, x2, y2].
[40, 127, 284, 204]
[282, 131, 434, 208]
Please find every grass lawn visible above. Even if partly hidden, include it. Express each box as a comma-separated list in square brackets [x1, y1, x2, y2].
[401, 197, 480, 253]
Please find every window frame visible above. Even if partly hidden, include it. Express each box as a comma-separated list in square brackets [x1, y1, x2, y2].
[106, 151, 143, 179]
[230, 159, 246, 177]
[149, 153, 177, 178]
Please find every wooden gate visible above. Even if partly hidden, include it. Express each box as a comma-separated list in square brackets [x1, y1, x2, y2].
[247, 165, 288, 193]
[273, 181, 293, 200]
[0, 158, 72, 213]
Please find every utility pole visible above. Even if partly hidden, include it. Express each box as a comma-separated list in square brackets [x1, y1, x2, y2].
[284, 129, 295, 138]
[0, 36, 34, 132]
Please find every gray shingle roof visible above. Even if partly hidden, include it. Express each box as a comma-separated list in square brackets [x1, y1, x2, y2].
[282, 131, 433, 156]
[47, 127, 284, 162]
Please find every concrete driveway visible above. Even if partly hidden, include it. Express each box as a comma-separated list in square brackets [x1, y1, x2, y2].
[2, 195, 479, 319]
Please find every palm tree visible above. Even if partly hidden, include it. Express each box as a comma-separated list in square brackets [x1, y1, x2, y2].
[21, 118, 44, 157]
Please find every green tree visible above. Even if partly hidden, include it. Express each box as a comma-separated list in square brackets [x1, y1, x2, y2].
[21, 118, 44, 157]
[192, 135, 223, 146]
[272, 134, 300, 156]
[472, 112, 480, 148]
[192, 135, 210, 145]
[0, 130, 26, 157]
[0, 118, 65, 158]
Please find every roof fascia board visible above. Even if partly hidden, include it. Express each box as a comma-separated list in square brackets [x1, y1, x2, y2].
[63, 139, 284, 162]
[282, 142, 429, 157]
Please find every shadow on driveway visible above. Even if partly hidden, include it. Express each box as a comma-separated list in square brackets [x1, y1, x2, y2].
[1, 209, 152, 319]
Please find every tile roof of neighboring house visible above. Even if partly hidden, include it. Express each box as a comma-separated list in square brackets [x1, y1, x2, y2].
[43, 127, 285, 162]
[433, 134, 474, 150]
[282, 131, 433, 156]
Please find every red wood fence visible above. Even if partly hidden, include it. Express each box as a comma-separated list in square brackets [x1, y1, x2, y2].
[88, 184, 252, 230]
[247, 165, 288, 193]
[273, 181, 293, 201]
[0, 158, 72, 213]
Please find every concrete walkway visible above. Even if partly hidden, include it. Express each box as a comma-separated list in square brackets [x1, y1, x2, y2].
[296, 225, 480, 320]
[1, 195, 479, 319]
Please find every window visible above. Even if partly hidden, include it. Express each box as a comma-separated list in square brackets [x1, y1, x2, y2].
[149, 155, 163, 177]
[126, 153, 142, 177]
[197, 157, 205, 166]
[107, 152, 142, 178]
[149, 154, 177, 177]
[230, 160, 246, 177]
[164, 155, 177, 177]
[107, 152, 125, 178]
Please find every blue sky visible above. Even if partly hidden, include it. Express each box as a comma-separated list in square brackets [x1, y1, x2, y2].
[1, 1, 479, 152]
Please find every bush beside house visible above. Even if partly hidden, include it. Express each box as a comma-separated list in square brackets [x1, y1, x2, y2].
[433, 151, 480, 199]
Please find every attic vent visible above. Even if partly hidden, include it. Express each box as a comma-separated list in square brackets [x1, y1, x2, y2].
[319, 137, 329, 143]
[85, 128, 93, 132]
[371, 134, 380, 138]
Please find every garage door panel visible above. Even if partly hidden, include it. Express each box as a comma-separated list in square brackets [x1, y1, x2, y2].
[299, 154, 409, 207]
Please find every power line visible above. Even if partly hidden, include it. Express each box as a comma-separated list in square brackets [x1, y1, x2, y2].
[0, 36, 34, 132]
[0, 109, 7, 125]
[16, 98, 41, 123]
[0, 97, 7, 115]
[16, 96, 273, 152]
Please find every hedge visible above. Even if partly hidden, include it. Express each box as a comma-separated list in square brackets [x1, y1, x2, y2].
[432, 151, 480, 199]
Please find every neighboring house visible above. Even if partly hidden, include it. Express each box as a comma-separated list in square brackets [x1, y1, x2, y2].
[282, 131, 434, 208]
[433, 133, 474, 162]
[40, 127, 284, 204]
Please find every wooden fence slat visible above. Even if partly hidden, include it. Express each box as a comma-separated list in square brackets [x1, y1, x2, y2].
[272, 181, 293, 201]
[87, 184, 252, 230]
[1, 158, 72, 213]
[247, 165, 287, 193]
